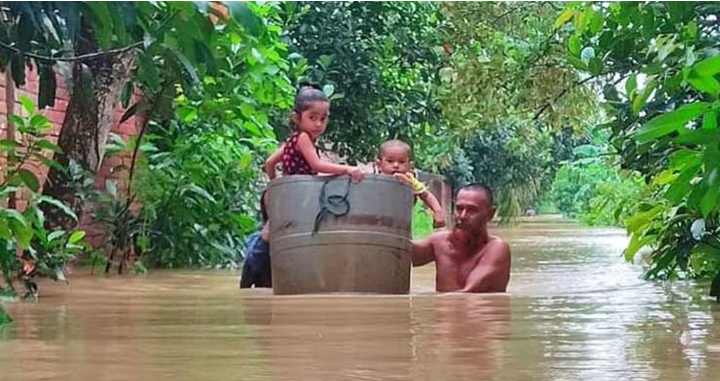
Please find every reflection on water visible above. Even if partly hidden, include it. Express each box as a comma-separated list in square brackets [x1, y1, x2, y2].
[1, 221, 719, 381]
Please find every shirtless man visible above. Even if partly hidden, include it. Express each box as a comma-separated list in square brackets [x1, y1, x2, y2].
[411, 183, 511, 293]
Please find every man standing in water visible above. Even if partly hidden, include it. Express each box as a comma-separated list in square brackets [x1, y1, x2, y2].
[411, 183, 511, 293]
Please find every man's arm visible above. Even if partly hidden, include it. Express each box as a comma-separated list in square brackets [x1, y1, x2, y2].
[461, 239, 511, 293]
[411, 236, 436, 267]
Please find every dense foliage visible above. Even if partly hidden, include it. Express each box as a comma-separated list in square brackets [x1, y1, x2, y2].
[556, 1, 720, 294]
[1, 99, 86, 298]
[281, 2, 445, 163]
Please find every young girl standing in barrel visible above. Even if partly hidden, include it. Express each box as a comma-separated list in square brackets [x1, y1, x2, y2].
[265, 83, 364, 181]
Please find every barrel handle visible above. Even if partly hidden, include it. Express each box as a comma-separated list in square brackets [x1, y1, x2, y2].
[312, 176, 352, 234]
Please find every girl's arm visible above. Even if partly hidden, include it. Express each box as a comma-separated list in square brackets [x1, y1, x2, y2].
[265, 144, 285, 180]
[296, 133, 363, 181]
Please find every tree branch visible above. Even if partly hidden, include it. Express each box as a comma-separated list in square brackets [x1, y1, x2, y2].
[0, 40, 144, 63]
[491, 5, 523, 27]
[533, 75, 598, 121]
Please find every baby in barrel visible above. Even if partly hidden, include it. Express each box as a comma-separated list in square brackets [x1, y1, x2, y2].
[376, 140, 446, 228]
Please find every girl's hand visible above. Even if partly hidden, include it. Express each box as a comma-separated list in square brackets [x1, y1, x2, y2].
[346, 167, 364, 183]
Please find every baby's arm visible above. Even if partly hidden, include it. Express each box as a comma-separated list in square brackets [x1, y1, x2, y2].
[265, 144, 285, 180]
[394, 173, 446, 228]
[419, 191, 446, 229]
[296, 133, 364, 181]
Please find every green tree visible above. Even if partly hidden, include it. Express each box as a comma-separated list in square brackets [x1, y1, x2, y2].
[281, 2, 445, 163]
[556, 1, 720, 296]
[0, 2, 253, 228]
[102, 2, 298, 270]
[431, 2, 601, 219]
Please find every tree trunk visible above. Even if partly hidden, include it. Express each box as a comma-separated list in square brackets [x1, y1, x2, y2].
[42, 50, 136, 229]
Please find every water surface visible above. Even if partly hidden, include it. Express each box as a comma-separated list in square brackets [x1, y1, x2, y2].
[2, 220, 719, 380]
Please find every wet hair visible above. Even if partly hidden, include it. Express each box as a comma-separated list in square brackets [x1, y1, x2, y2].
[378, 139, 412, 159]
[294, 81, 329, 114]
[457, 183, 494, 206]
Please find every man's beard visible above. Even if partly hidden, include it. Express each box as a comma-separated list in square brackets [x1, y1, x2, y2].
[449, 224, 480, 252]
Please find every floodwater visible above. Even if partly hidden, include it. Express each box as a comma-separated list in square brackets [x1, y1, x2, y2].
[1, 220, 719, 381]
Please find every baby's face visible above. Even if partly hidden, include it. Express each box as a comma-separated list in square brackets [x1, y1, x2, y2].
[377, 146, 412, 174]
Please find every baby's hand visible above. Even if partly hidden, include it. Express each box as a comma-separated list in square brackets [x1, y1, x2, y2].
[394, 173, 426, 194]
[433, 210, 446, 229]
[346, 167, 364, 183]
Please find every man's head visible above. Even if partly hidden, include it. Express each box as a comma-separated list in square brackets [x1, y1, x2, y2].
[453, 183, 495, 232]
[376, 140, 413, 175]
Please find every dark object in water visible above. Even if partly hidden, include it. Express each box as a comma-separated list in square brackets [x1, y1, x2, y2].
[239, 230, 272, 288]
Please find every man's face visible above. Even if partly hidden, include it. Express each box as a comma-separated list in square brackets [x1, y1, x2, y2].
[454, 188, 495, 231]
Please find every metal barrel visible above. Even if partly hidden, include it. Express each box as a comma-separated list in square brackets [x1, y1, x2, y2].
[266, 174, 413, 295]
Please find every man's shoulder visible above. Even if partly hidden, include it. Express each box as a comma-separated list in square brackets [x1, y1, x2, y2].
[429, 230, 452, 243]
[485, 235, 511, 259]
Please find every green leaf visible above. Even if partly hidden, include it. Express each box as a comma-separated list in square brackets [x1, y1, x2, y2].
[19, 95, 36, 115]
[18, 169, 39, 192]
[626, 74, 637, 99]
[69, 231, 86, 244]
[33, 205, 45, 228]
[693, 55, 720, 77]
[105, 180, 118, 199]
[121, 81, 133, 108]
[676, 129, 720, 146]
[36, 139, 62, 153]
[699, 177, 720, 217]
[0, 139, 20, 151]
[665, 162, 699, 203]
[568, 35, 581, 56]
[36, 155, 64, 171]
[589, 9, 604, 34]
[703, 109, 718, 130]
[119, 101, 146, 125]
[635, 102, 712, 142]
[687, 71, 720, 96]
[588, 57, 603, 75]
[0, 187, 20, 198]
[29, 114, 50, 130]
[0, 223, 11, 241]
[322, 84, 335, 97]
[567, 55, 587, 70]
[652, 169, 678, 186]
[624, 234, 654, 262]
[625, 205, 664, 232]
[185, 184, 216, 203]
[555, 8, 575, 30]
[168, 49, 201, 86]
[227, 2, 262, 35]
[84, 2, 113, 50]
[239, 103, 255, 119]
[632, 77, 657, 113]
[36, 196, 78, 221]
[9, 219, 32, 248]
[48, 230, 66, 242]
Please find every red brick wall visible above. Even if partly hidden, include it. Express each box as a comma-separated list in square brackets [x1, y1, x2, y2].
[0, 67, 142, 247]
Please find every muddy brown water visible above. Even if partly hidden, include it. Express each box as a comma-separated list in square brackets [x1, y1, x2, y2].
[2, 220, 719, 381]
